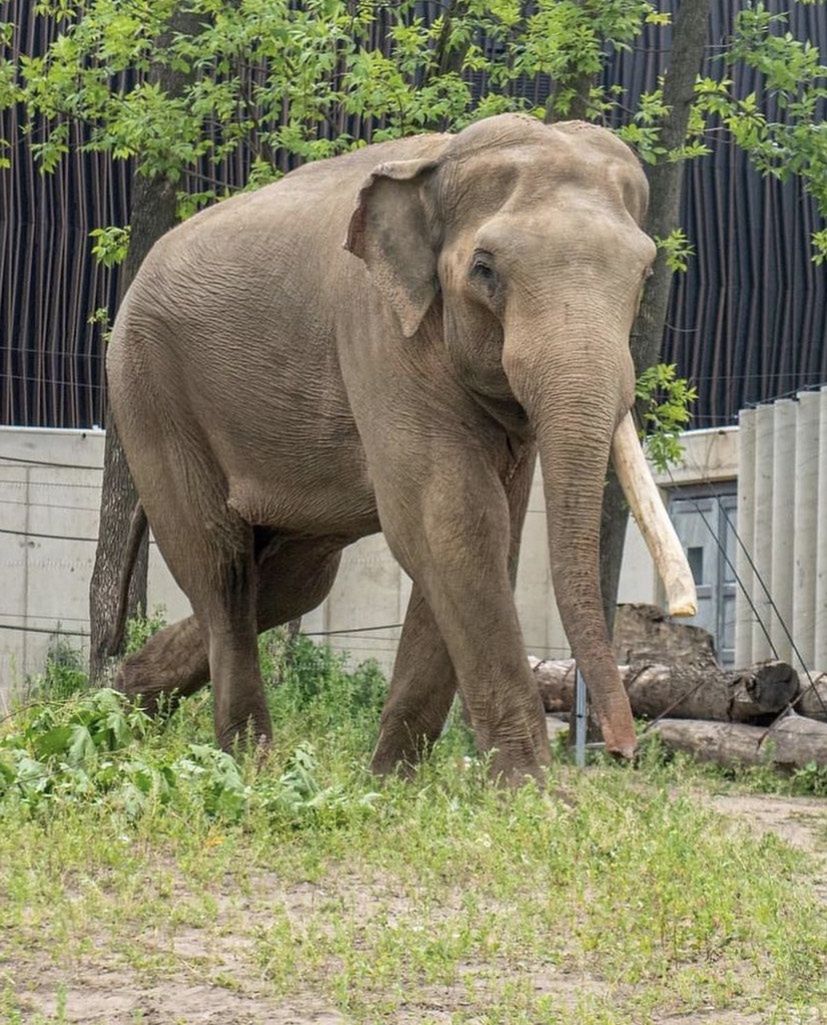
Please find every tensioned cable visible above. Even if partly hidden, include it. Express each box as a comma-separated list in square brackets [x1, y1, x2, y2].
[662, 447, 827, 721]
[687, 451, 827, 718]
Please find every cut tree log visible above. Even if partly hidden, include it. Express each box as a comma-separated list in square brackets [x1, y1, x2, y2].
[798, 672, 827, 721]
[650, 715, 827, 769]
[529, 657, 800, 724]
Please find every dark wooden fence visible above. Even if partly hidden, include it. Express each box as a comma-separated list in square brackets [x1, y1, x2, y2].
[1, 0, 825, 429]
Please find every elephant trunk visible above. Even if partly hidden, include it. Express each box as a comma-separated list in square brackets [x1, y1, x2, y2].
[504, 331, 638, 756]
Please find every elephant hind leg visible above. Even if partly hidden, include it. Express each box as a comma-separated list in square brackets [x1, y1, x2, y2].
[116, 615, 208, 715]
[116, 535, 343, 721]
[371, 584, 456, 776]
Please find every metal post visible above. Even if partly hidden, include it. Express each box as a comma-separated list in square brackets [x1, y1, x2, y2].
[574, 666, 587, 768]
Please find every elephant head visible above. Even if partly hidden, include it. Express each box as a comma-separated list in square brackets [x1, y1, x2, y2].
[346, 114, 694, 758]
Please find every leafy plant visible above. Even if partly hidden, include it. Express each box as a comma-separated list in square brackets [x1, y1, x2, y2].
[24, 638, 88, 701]
[635, 362, 698, 472]
[654, 228, 695, 273]
[89, 224, 131, 267]
[124, 606, 167, 654]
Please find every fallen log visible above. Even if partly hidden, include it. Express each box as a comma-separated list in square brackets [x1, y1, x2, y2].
[797, 673, 827, 721]
[528, 657, 800, 724]
[650, 715, 827, 770]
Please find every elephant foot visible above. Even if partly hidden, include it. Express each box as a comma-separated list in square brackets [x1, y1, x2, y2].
[115, 616, 210, 715]
[117, 663, 177, 717]
[490, 749, 545, 789]
[370, 703, 448, 778]
[216, 708, 273, 755]
[370, 724, 433, 778]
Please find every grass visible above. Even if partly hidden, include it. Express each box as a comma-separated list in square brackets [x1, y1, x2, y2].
[0, 627, 825, 1024]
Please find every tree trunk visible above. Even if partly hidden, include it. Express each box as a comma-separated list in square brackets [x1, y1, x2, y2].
[600, 0, 713, 628]
[529, 656, 801, 724]
[88, 10, 202, 683]
[651, 715, 827, 770]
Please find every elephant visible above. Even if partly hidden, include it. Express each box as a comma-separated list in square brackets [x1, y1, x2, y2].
[107, 112, 694, 784]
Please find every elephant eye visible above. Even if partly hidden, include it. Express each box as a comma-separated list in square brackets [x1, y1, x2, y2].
[470, 251, 496, 292]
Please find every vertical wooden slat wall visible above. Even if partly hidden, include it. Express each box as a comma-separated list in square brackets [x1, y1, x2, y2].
[1, 0, 825, 430]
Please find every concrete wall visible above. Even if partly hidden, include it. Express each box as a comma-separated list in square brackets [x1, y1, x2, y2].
[2, 424, 739, 706]
[0, 428, 189, 708]
[735, 387, 827, 673]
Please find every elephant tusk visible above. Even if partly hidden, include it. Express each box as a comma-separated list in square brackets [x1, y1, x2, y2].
[611, 412, 698, 618]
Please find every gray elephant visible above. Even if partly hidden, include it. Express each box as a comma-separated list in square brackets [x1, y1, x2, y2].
[107, 113, 694, 784]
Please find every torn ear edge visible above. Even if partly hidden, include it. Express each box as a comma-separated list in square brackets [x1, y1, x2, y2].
[344, 157, 440, 259]
[344, 156, 444, 338]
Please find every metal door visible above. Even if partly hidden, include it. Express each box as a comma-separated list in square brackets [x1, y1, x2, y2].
[669, 487, 738, 666]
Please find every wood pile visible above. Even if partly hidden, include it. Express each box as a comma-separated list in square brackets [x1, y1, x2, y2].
[532, 603, 827, 770]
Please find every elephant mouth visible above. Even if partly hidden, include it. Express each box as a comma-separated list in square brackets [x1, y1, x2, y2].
[611, 411, 697, 618]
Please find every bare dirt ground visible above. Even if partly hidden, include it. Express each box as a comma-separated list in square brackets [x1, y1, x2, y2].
[12, 792, 827, 1025]
[704, 792, 827, 904]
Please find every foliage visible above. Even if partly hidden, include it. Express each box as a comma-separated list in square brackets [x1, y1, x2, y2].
[1, 0, 823, 315]
[0, 630, 389, 826]
[654, 226, 695, 273]
[124, 605, 168, 654]
[0, 0, 668, 188]
[635, 362, 698, 471]
[23, 637, 88, 702]
[692, 4, 827, 260]
[88, 224, 131, 267]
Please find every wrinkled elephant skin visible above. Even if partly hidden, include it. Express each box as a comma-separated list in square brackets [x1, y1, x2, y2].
[108, 114, 658, 783]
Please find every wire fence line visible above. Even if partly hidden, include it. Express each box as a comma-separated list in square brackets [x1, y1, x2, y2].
[0, 453, 104, 471]
[0, 616, 572, 658]
[0, 525, 101, 544]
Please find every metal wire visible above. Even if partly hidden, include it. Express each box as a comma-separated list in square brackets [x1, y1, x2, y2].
[0, 453, 103, 471]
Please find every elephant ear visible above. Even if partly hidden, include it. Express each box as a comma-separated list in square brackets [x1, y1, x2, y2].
[345, 157, 442, 338]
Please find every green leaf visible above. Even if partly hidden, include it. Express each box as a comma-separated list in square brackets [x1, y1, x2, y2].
[32, 725, 73, 760]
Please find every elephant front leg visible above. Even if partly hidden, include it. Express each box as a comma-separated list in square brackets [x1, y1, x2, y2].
[372, 445, 547, 778]
[377, 456, 548, 786]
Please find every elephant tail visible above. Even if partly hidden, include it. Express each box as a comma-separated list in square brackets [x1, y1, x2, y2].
[106, 502, 148, 655]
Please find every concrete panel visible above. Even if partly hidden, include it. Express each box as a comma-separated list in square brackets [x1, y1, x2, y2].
[751, 404, 775, 661]
[769, 399, 796, 662]
[0, 465, 30, 710]
[815, 388, 827, 668]
[663, 426, 738, 487]
[0, 427, 196, 698]
[324, 534, 404, 672]
[0, 428, 105, 699]
[734, 408, 755, 666]
[792, 391, 820, 672]
[617, 517, 659, 606]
